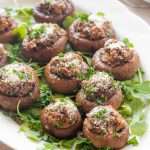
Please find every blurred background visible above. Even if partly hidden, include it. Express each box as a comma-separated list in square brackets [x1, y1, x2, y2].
[0, 0, 149, 24]
[119, 0, 150, 24]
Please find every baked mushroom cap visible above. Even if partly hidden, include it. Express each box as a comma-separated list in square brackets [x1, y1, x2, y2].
[92, 39, 140, 80]
[0, 15, 17, 43]
[83, 106, 129, 149]
[41, 98, 82, 138]
[88, 14, 116, 39]
[33, 0, 74, 24]
[22, 23, 68, 63]
[0, 44, 7, 67]
[76, 72, 123, 113]
[69, 17, 116, 53]
[45, 52, 88, 94]
[0, 63, 40, 111]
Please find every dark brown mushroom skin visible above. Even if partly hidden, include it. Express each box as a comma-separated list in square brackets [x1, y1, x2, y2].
[45, 52, 88, 94]
[76, 72, 123, 113]
[69, 19, 116, 53]
[40, 100, 82, 138]
[22, 23, 68, 63]
[0, 15, 17, 43]
[76, 88, 122, 113]
[83, 106, 129, 149]
[0, 44, 7, 67]
[0, 63, 40, 111]
[33, 0, 74, 24]
[92, 39, 140, 80]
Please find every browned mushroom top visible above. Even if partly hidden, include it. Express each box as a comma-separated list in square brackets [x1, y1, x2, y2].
[22, 23, 67, 51]
[37, 0, 70, 16]
[74, 20, 106, 41]
[43, 100, 79, 128]
[0, 15, 15, 34]
[0, 63, 36, 97]
[81, 72, 118, 104]
[100, 39, 133, 67]
[86, 106, 128, 136]
[49, 52, 88, 79]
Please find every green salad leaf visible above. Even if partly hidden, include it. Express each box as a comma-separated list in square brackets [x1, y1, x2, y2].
[63, 11, 90, 28]
[119, 68, 150, 145]
[2, 6, 150, 150]
[123, 37, 134, 48]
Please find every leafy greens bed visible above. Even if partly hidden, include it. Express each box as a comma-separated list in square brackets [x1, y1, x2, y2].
[1, 5, 150, 150]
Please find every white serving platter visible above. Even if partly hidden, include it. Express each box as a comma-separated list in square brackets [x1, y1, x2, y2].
[0, 0, 150, 149]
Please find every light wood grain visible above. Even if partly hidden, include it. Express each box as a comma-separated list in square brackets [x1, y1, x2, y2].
[119, 0, 150, 24]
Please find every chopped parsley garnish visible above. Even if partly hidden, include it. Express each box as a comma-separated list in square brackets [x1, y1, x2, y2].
[63, 11, 90, 28]
[29, 24, 46, 39]
[96, 11, 105, 16]
[13, 70, 32, 80]
[94, 108, 107, 119]
[123, 37, 134, 48]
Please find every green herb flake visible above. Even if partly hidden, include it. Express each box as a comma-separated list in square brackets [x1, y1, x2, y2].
[96, 11, 105, 16]
[127, 136, 139, 146]
[13, 23, 28, 40]
[123, 37, 134, 48]
[29, 24, 46, 39]
[63, 11, 90, 28]
[94, 108, 107, 119]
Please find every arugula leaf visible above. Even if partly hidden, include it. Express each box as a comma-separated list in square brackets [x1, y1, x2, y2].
[123, 38, 134, 48]
[96, 11, 105, 16]
[127, 136, 139, 146]
[29, 62, 44, 77]
[63, 11, 90, 28]
[5, 43, 24, 63]
[119, 70, 150, 146]
[13, 23, 28, 40]
[5, 7, 33, 25]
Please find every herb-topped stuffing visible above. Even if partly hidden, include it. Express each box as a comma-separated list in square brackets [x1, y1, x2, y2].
[68, 13, 116, 53]
[41, 98, 81, 138]
[0, 63, 40, 111]
[42, 100, 78, 128]
[92, 38, 140, 80]
[45, 52, 88, 94]
[100, 39, 133, 67]
[23, 23, 66, 48]
[75, 21, 106, 40]
[49, 52, 88, 79]
[82, 72, 117, 102]
[34, 0, 74, 24]
[0, 63, 35, 97]
[22, 23, 68, 63]
[76, 72, 123, 112]
[83, 106, 129, 149]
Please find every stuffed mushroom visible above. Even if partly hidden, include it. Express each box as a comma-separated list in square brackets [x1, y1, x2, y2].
[83, 105, 129, 149]
[69, 16, 116, 53]
[41, 98, 82, 138]
[22, 23, 68, 63]
[0, 44, 7, 67]
[33, 0, 74, 24]
[92, 39, 140, 80]
[76, 72, 122, 113]
[0, 15, 17, 43]
[0, 63, 40, 111]
[45, 52, 88, 94]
